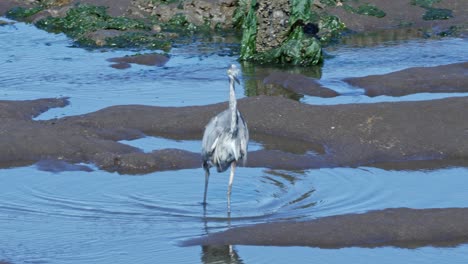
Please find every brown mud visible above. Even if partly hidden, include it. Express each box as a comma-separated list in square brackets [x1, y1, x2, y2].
[325, 0, 468, 36]
[184, 207, 468, 248]
[1, 93, 467, 173]
[263, 71, 339, 98]
[345, 62, 468, 97]
[107, 53, 170, 69]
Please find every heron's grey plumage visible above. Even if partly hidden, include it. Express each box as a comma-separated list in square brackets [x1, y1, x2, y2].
[201, 64, 249, 212]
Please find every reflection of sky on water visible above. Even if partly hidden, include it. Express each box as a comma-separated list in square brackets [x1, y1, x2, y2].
[119, 136, 263, 153]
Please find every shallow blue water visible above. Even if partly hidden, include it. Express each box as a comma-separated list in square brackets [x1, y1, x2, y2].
[1, 166, 468, 264]
[1, 17, 468, 264]
[1, 19, 467, 119]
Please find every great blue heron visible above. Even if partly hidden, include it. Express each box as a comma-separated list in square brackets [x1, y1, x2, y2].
[201, 64, 249, 212]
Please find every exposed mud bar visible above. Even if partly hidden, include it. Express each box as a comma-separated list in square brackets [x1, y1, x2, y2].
[1, 92, 467, 173]
[345, 62, 468, 97]
[183, 207, 468, 248]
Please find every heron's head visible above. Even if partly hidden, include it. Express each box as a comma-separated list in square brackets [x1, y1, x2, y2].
[227, 64, 240, 85]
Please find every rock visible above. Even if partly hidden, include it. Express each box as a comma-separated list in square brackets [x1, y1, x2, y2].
[255, 0, 290, 53]
[0, 19, 15, 26]
[145, 0, 237, 29]
[30, 5, 72, 23]
[84, 29, 127, 46]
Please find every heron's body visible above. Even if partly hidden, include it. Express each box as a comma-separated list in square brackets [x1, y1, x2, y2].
[202, 109, 248, 173]
[201, 64, 249, 212]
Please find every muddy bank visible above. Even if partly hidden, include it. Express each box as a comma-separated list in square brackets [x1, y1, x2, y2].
[1, 95, 467, 173]
[263, 72, 338, 98]
[345, 62, 468, 97]
[2, 0, 466, 54]
[107, 53, 169, 69]
[325, 0, 468, 36]
[184, 207, 468, 248]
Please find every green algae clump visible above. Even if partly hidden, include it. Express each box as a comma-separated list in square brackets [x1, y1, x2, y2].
[239, 0, 257, 61]
[105, 32, 171, 51]
[343, 3, 386, 18]
[31, 4, 174, 50]
[254, 27, 323, 65]
[35, 4, 149, 37]
[410, 0, 452, 21]
[240, 0, 325, 66]
[6, 6, 44, 20]
[422, 8, 453, 20]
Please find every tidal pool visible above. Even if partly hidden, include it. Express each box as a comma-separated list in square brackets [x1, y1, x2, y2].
[1, 17, 468, 264]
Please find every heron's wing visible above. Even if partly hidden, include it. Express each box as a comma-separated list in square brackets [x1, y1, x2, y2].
[201, 110, 230, 159]
[237, 111, 249, 165]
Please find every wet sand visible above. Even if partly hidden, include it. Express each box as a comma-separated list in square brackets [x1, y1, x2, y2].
[184, 207, 468, 248]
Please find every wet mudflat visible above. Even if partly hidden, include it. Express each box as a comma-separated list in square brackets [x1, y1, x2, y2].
[1, 17, 468, 264]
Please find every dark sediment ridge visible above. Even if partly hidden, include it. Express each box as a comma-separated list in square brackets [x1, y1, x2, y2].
[345, 62, 468, 97]
[263, 71, 339, 98]
[1, 94, 467, 173]
[184, 207, 468, 249]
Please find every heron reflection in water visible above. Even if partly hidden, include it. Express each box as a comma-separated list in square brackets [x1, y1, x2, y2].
[201, 64, 249, 212]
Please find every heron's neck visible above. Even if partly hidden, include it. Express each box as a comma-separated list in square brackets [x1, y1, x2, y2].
[229, 77, 237, 132]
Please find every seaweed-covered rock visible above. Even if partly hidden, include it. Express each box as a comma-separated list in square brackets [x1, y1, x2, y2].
[239, 0, 346, 66]
[137, 0, 238, 29]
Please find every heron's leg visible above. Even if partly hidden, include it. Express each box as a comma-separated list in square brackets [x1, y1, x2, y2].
[203, 169, 210, 206]
[227, 161, 236, 213]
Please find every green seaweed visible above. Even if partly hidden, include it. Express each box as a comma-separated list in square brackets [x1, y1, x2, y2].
[319, 14, 346, 43]
[319, 0, 340, 7]
[239, 0, 324, 66]
[344, 3, 386, 18]
[291, 0, 314, 24]
[239, 0, 257, 61]
[167, 13, 189, 27]
[410, 0, 451, 20]
[36, 4, 149, 38]
[232, 0, 250, 28]
[33, 4, 161, 49]
[437, 25, 462, 37]
[410, 0, 441, 8]
[254, 27, 323, 65]
[422, 7, 453, 20]
[103, 32, 171, 51]
[6, 6, 44, 20]
[355, 3, 386, 18]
